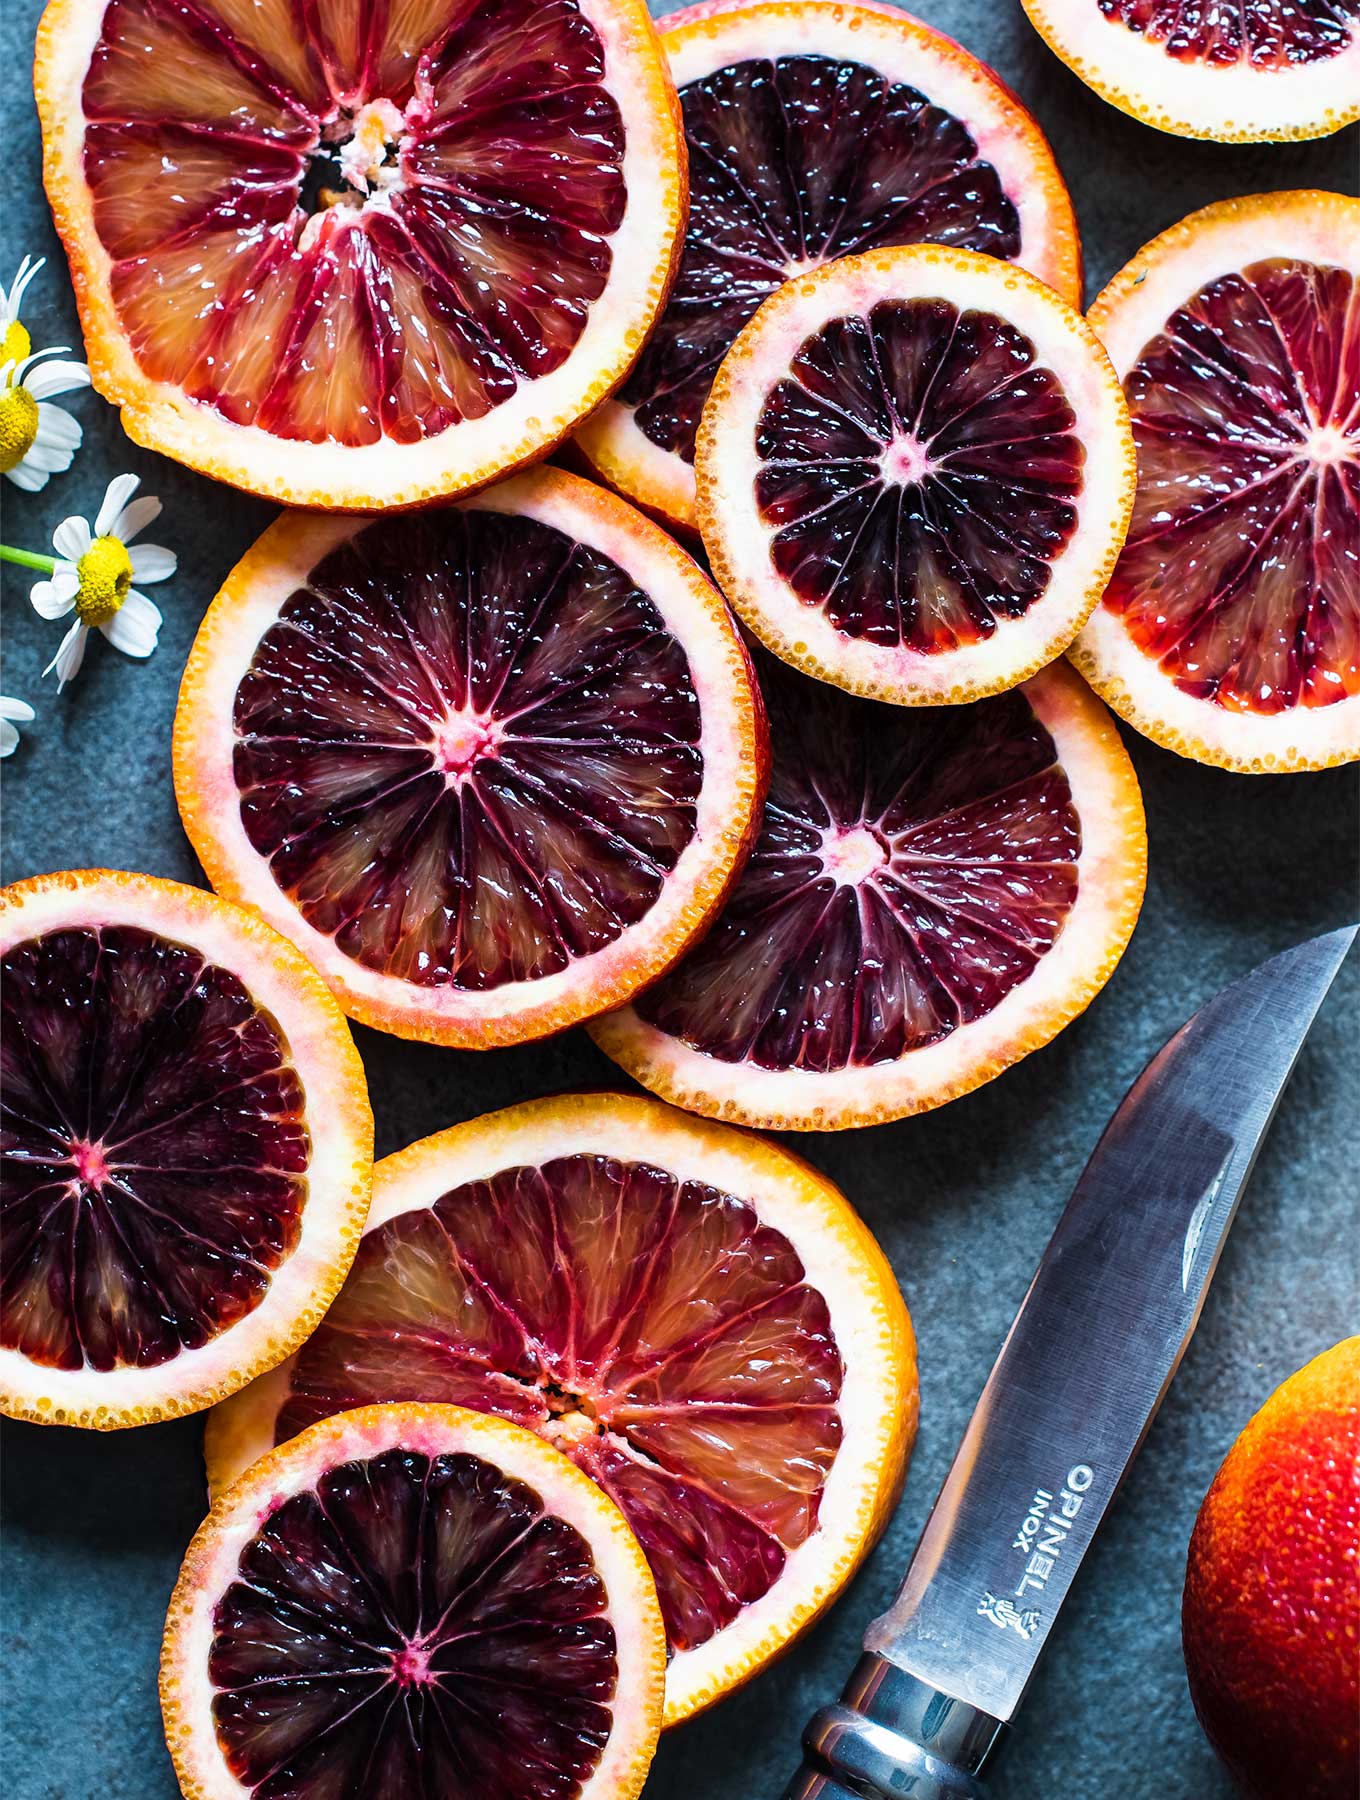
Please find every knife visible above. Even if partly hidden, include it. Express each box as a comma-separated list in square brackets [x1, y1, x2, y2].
[782, 923, 1357, 1800]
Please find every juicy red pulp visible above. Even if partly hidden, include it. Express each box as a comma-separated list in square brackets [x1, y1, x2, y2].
[754, 300, 1084, 650]
[636, 651, 1080, 1070]
[233, 508, 703, 987]
[618, 53, 1024, 462]
[0, 926, 308, 1371]
[1107, 257, 1359, 714]
[81, 0, 626, 444]
[1096, 0, 1359, 66]
[211, 1447, 618, 1798]
[274, 1153, 845, 1652]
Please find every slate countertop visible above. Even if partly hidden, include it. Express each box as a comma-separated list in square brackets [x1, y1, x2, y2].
[1, 3, 1356, 1796]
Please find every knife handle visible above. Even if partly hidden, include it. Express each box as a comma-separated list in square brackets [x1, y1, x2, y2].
[781, 1655, 1005, 1800]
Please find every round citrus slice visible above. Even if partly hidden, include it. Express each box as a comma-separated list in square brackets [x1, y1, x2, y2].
[1022, 0, 1360, 142]
[573, 0, 1082, 533]
[173, 465, 765, 1046]
[35, 0, 684, 509]
[1070, 191, 1360, 774]
[163, 1401, 665, 1799]
[591, 652, 1145, 1130]
[204, 1092, 917, 1723]
[696, 245, 1135, 705]
[0, 869, 372, 1429]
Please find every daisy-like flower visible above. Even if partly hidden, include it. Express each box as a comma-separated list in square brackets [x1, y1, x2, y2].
[0, 257, 90, 493]
[29, 474, 176, 689]
[0, 697, 35, 758]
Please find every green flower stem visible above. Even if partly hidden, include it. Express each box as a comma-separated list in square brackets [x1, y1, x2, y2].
[0, 545, 58, 574]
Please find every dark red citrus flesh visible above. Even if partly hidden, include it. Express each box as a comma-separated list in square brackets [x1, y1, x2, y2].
[0, 925, 308, 1371]
[752, 298, 1084, 650]
[618, 53, 1025, 463]
[273, 1152, 844, 1652]
[636, 650, 1079, 1070]
[1095, 0, 1358, 67]
[210, 1445, 619, 1797]
[80, 0, 626, 444]
[232, 507, 703, 987]
[1106, 257, 1359, 715]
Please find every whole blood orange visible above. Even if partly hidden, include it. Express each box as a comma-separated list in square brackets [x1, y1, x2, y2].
[1182, 1338, 1360, 1800]
[0, 869, 372, 1429]
[1071, 192, 1360, 773]
[574, 0, 1082, 534]
[173, 466, 765, 1047]
[205, 1092, 918, 1723]
[163, 1402, 666, 1800]
[35, 0, 685, 509]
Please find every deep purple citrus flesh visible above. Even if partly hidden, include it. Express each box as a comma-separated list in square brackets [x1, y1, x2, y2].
[209, 1446, 618, 1798]
[1095, 0, 1358, 67]
[1105, 257, 1359, 714]
[0, 926, 308, 1371]
[272, 1152, 844, 1652]
[634, 650, 1080, 1071]
[232, 508, 703, 987]
[618, 54, 1024, 462]
[752, 298, 1084, 649]
[81, 0, 626, 443]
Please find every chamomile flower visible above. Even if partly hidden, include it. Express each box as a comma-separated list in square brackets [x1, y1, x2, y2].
[0, 257, 90, 493]
[29, 474, 176, 689]
[0, 697, 35, 758]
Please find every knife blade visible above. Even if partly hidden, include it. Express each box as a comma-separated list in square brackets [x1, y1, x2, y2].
[782, 923, 1356, 1800]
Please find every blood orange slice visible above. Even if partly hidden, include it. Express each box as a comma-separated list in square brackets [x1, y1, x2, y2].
[697, 245, 1134, 705]
[1070, 191, 1360, 774]
[591, 652, 1145, 1131]
[1023, 0, 1360, 142]
[163, 1402, 665, 1799]
[0, 869, 371, 1430]
[173, 466, 764, 1046]
[204, 1092, 917, 1723]
[573, 0, 1082, 533]
[35, 0, 684, 509]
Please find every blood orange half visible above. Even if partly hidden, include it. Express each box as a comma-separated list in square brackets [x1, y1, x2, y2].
[0, 869, 372, 1429]
[574, 0, 1082, 533]
[164, 1402, 665, 1800]
[697, 245, 1134, 705]
[204, 1092, 917, 1723]
[1023, 0, 1360, 142]
[1070, 191, 1360, 774]
[35, 0, 684, 509]
[591, 652, 1145, 1131]
[173, 466, 765, 1047]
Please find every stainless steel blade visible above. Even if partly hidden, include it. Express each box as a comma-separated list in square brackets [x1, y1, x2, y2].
[862, 923, 1356, 1726]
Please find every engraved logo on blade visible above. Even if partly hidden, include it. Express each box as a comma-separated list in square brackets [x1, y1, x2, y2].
[978, 1462, 1097, 1639]
[977, 1594, 1040, 1638]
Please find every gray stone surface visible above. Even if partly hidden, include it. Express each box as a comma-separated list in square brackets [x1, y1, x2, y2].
[0, 3, 1356, 1797]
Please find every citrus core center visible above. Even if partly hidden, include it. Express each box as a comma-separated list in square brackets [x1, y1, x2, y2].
[390, 1644, 434, 1688]
[70, 1138, 110, 1187]
[820, 824, 888, 885]
[880, 436, 935, 487]
[433, 712, 500, 782]
[1302, 422, 1356, 467]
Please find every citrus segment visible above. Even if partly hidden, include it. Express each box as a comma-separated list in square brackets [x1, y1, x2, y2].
[163, 1402, 665, 1800]
[0, 869, 372, 1428]
[205, 1093, 917, 1722]
[573, 0, 1082, 531]
[1022, 0, 1360, 141]
[1070, 192, 1360, 772]
[591, 655, 1145, 1130]
[697, 246, 1134, 704]
[174, 466, 765, 1046]
[36, 0, 685, 508]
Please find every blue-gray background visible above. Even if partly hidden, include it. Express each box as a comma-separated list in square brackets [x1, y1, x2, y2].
[1, 3, 1356, 1796]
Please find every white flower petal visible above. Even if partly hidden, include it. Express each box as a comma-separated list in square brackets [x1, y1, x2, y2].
[5, 460, 49, 492]
[22, 442, 72, 474]
[101, 589, 161, 657]
[30, 570, 79, 618]
[128, 542, 176, 583]
[112, 494, 162, 545]
[24, 358, 91, 400]
[95, 473, 140, 538]
[52, 515, 92, 561]
[1, 256, 43, 325]
[34, 402, 83, 450]
[44, 620, 88, 688]
[0, 720, 17, 757]
[0, 697, 35, 724]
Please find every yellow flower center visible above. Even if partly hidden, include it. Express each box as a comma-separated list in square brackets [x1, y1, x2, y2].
[75, 536, 134, 627]
[0, 383, 38, 474]
[0, 318, 32, 367]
